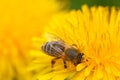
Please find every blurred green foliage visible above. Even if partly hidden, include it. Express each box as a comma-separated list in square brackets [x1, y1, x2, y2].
[69, 0, 120, 9]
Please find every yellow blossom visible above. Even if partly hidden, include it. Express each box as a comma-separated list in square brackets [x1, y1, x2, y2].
[0, 0, 65, 80]
[30, 5, 120, 80]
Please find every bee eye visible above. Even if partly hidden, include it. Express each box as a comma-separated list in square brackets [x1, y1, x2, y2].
[81, 53, 84, 56]
[79, 52, 84, 56]
[77, 53, 84, 59]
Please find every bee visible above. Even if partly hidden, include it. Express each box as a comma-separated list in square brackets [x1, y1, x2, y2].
[41, 40, 84, 68]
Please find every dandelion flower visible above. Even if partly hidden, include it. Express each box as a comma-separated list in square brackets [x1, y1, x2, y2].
[0, 0, 66, 79]
[30, 5, 120, 80]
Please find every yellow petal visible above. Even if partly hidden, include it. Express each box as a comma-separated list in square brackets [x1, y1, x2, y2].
[76, 63, 86, 71]
[96, 65, 103, 79]
[84, 63, 95, 77]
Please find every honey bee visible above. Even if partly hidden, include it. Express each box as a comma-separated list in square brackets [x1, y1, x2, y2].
[41, 40, 84, 68]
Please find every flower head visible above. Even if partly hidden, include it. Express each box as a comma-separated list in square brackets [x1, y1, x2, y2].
[30, 5, 120, 80]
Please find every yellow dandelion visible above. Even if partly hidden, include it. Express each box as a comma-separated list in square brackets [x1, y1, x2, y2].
[0, 0, 66, 79]
[29, 5, 120, 80]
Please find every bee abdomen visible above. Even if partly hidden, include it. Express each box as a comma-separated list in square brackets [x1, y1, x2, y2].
[41, 41, 65, 57]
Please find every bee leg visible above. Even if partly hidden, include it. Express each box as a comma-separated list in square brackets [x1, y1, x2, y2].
[72, 44, 77, 48]
[51, 60, 55, 68]
[63, 60, 67, 68]
[73, 62, 76, 66]
[51, 57, 60, 68]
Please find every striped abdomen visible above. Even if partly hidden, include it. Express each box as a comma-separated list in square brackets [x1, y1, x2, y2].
[41, 41, 65, 57]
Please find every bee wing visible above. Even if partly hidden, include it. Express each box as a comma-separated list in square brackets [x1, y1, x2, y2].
[52, 46, 64, 57]
[45, 41, 64, 57]
[47, 33, 75, 48]
[45, 32, 65, 42]
[52, 41, 64, 56]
